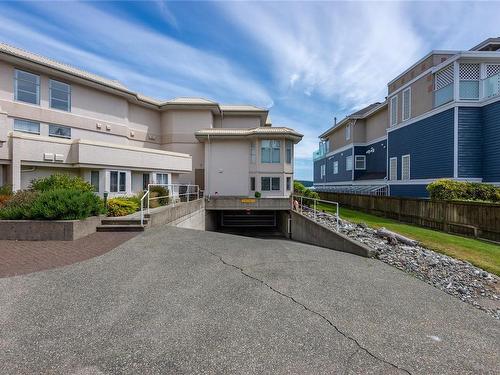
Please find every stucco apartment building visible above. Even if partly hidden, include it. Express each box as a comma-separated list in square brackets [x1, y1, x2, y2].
[313, 37, 500, 197]
[0, 43, 302, 198]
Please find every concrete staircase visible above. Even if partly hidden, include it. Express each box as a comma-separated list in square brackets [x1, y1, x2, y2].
[96, 215, 149, 232]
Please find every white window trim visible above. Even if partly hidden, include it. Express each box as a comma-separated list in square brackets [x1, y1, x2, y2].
[345, 123, 351, 141]
[49, 79, 71, 112]
[354, 155, 366, 170]
[389, 157, 398, 181]
[402, 87, 411, 121]
[110, 170, 127, 193]
[346, 155, 353, 171]
[390, 95, 398, 126]
[320, 164, 326, 179]
[333, 161, 339, 174]
[401, 154, 411, 181]
[14, 69, 40, 105]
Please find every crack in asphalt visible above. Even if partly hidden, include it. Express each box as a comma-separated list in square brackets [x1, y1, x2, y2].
[201, 247, 413, 375]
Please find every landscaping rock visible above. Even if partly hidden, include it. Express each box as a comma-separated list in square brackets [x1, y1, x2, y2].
[301, 207, 500, 320]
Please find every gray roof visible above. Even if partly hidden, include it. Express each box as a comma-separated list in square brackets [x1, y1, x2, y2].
[195, 127, 303, 141]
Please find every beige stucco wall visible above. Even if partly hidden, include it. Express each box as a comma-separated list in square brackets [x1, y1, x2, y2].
[214, 115, 261, 129]
[352, 119, 366, 143]
[326, 121, 353, 151]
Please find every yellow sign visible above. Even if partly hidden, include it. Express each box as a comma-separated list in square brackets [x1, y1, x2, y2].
[240, 198, 256, 203]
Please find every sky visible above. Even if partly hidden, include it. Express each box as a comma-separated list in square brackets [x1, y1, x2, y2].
[0, 1, 499, 180]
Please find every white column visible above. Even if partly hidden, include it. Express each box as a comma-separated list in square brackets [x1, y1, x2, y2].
[11, 137, 21, 191]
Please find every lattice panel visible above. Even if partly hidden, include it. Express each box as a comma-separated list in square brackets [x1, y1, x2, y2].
[459, 63, 480, 80]
[435, 65, 454, 90]
[486, 64, 500, 78]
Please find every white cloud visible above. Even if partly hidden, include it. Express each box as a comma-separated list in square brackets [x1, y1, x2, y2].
[0, 2, 272, 106]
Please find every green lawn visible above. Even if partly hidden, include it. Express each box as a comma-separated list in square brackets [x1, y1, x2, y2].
[316, 202, 500, 276]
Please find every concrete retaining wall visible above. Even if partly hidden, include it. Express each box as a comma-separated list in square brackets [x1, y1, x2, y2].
[290, 211, 375, 258]
[148, 199, 205, 230]
[205, 197, 291, 210]
[0, 216, 103, 241]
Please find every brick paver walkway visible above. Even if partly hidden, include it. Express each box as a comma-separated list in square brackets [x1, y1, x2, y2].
[0, 232, 137, 278]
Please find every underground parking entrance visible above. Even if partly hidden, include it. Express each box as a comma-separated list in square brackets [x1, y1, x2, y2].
[205, 209, 290, 238]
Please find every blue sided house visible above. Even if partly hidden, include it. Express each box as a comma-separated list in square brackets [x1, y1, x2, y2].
[313, 37, 500, 197]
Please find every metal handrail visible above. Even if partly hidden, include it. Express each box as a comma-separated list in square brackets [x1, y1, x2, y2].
[291, 194, 339, 231]
[140, 183, 200, 227]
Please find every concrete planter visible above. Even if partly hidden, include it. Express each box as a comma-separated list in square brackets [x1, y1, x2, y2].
[0, 215, 103, 241]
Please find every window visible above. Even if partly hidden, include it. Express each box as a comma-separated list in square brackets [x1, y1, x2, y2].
[15, 69, 40, 104]
[389, 157, 398, 181]
[346, 155, 353, 171]
[49, 124, 71, 139]
[355, 155, 366, 170]
[402, 88, 411, 121]
[345, 123, 351, 141]
[49, 79, 71, 111]
[320, 164, 326, 179]
[261, 177, 280, 191]
[142, 173, 150, 190]
[286, 141, 292, 163]
[261, 140, 280, 163]
[459, 63, 480, 100]
[110, 171, 126, 193]
[390, 95, 398, 126]
[250, 142, 256, 164]
[14, 119, 40, 134]
[250, 177, 256, 191]
[156, 173, 169, 185]
[91, 171, 100, 192]
[402, 154, 411, 180]
[286, 177, 291, 191]
[333, 161, 339, 174]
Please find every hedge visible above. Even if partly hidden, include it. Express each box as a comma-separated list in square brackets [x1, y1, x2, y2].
[427, 179, 500, 202]
[107, 197, 140, 217]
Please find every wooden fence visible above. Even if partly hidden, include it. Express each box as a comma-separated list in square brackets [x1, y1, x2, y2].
[319, 192, 500, 243]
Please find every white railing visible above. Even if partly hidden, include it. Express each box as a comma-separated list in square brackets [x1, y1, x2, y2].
[291, 194, 339, 231]
[140, 184, 200, 226]
[483, 73, 500, 99]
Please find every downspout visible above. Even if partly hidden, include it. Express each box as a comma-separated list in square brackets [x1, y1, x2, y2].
[351, 119, 357, 184]
[207, 133, 211, 199]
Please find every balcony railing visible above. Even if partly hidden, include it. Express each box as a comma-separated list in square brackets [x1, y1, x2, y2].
[434, 73, 500, 108]
[313, 148, 325, 161]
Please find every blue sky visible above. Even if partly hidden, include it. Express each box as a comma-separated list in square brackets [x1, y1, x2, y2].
[0, 1, 499, 180]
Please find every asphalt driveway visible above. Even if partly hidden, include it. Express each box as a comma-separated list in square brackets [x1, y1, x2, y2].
[0, 226, 498, 374]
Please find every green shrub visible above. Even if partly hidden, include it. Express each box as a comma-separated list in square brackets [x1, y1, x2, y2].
[0, 184, 12, 196]
[149, 186, 169, 206]
[30, 174, 94, 193]
[0, 189, 103, 220]
[0, 190, 39, 219]
[107, 197, 140, 217]
[254, 191, 261, 198]
[427, 179, 500, 202]
[294, 180, 319, 205]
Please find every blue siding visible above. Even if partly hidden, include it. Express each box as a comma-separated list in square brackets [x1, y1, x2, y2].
[325, 148, 353, 182]
[390, 185, 429, 198]
[483, 100, 500, 182]
[458, 107, 482, 178]
[388, 109, 454, 179]
[354, 139, 387, 180]
[313, 158, 325, 184]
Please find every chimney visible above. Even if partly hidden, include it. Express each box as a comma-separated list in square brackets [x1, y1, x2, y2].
[334, 117, 337, 126]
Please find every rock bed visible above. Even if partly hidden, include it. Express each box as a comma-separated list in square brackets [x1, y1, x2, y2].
[301, 208, 500, 319]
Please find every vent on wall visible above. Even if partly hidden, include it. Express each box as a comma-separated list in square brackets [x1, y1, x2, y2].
[43, 152, 54, 161]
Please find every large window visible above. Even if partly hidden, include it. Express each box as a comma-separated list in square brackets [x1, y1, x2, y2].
[15, 69, 40, 104]
[261, 177, 280, 191]
[389, 157, 398, 181]
[402, 155, 411, 180]
[110, 171, 126, 193]
[346, 155, 353, 171]
[390, 95, 398, 126]
[333, 161, 339, 174]
[320, 164, 326, 179]
[91, 171, 100, 192]
[49, 79, 71, 111]
[49, 124, 71, 139]
[285, 141, 292, 163]
[345, 124, 351, 141]
[261, 140, 280, 163]
[402, 88, 411, 121]
[156, 173, 169, 185]
[14, 119, 40, 134]
[286, 177, 291, 191]
[250, 142, 256, 164]
[355, 155, 366, 170]
[142, 174, 150, 190]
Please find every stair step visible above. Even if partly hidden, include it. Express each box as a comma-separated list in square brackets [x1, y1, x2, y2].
[96, 225, 145, 232]
[101, 219, 147, 226]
